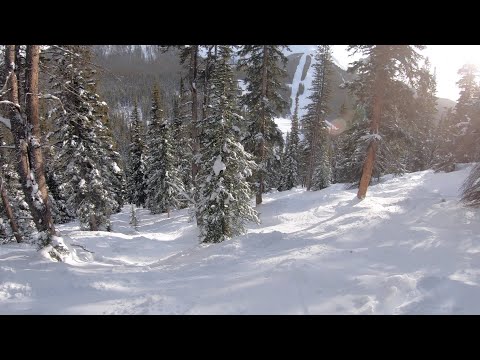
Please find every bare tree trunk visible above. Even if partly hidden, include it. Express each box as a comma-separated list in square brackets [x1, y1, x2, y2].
[89, 214, 98, 231]
[5, 45, 56, 242]
[357, 54, 385, 199]
[0, 173, 22, 243]
[256, 46, 268, 206]
[24, 45, 56, 236]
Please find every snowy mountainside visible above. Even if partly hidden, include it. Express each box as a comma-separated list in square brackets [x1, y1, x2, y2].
[1, 165, 480, 314]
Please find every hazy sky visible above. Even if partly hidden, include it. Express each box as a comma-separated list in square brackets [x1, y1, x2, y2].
[331, 45, 480, 102]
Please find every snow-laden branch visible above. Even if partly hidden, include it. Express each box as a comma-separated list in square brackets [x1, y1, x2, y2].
[39, 93, 67, 114]
[0, 100, 20, 109]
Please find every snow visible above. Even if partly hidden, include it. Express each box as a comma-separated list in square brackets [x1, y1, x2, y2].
[0, 116, 11, 130]
[2, 166, 480, 314]
[286, 46, 316, 119]
[213, 155, 226, 176]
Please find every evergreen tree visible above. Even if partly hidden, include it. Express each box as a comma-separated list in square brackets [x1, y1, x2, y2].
[311, 127, 332, 191]
[172, 78, 193, 206]
[196, 46, 259, 243]
[145, 84, 185, 216]
[302, 45, 332, 190]
[461, 162, 480, 207]
[49, 45, 119, 231]
[347, 45, 424, 199]
[408, 58, 438, 171]
[453, 64, 480, 162]
[237, 45, 288, 205]
[334, 104, 372, 186]
[126, 100, 147, 207]
[279, 95, 300, 191]
[432, 108, 457, 172]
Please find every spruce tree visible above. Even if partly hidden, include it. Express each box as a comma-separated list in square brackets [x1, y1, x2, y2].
[49, 45, 119, 231]
[172, 78, 193, 206]
[126, 100, 147, 207]
[347, 45, 424, 199]
[311, 127, 332, 191]
[453, 64, 480, 162]
[302, 45, 332, 190]
[408, 58, 438, 171]
[145, 84, 185, 216]
[279, 95, 300, 191]
[237, 45, 289, 205]
[196, 46, 259, 243]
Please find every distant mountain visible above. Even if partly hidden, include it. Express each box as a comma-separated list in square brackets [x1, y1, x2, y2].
[92, 45, 456, 130]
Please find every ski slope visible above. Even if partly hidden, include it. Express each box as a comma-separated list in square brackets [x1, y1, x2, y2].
[1, 165, 480, 314]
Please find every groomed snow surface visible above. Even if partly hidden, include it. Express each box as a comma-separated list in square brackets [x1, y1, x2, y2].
[2, 165, 480, 314]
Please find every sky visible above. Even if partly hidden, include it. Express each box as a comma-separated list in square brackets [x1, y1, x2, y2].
[331, 45, 480, 102]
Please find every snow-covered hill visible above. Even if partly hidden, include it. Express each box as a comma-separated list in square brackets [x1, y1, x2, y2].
[1, 166, 480, 314]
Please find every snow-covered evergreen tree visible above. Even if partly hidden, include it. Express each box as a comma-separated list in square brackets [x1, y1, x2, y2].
[237, 45, 288, 205]
[453, 64, 480, 162]
[302, 45, 332, 190]
[461, 162, 480, 207]
[172, 78, 193, 207]
[408, 58, 438, 172]
[278, 95, 300, 191]
[145, 84, 186, 216]
[347, 45, 424, 198]
[311, 127, 331, 191]
[196, 46, 259, 243]
[49, 45, 119, 231]
[126, 100, 147, 207]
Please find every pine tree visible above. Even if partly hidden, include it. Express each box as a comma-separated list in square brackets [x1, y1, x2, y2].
[453, 64, 480, 162]
[347, 45, 424, 199]
[334, 104, 372, 186]
[237, 45, 289, 205]
[461, 162, 480, 207]
[145, 84, 186, 216]
[408, 58, 438, 171]
[172, 78, 193, 206]
[126, 100, 147, 207]
[196, 46, 259, 243]
[311, 127, 332, 191]
[49, 45, 119, 231]
[302, 45, 332, 190]
[432, 108, 457, 172]
[278, 95, 300, 191]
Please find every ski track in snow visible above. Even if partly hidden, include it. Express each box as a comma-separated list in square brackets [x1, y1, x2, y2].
[2, 165, 480, 314]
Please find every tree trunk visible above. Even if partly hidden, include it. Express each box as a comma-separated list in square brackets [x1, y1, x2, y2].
[0, 173, 22, 243]
[5, 45, 56, 243]
[256, 46, 268, 206]
[24, 45, 56, 237]
[357, 54, 385, 199]
[89, 213, 98, 231]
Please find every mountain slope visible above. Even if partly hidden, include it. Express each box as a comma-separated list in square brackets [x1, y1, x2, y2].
[1, 165, 480, 314]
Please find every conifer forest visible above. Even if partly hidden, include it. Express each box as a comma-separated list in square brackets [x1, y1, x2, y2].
[1, 45, 480, 314]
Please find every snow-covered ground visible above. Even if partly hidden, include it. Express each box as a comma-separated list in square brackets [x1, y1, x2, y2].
[2, 165, 480, 314]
